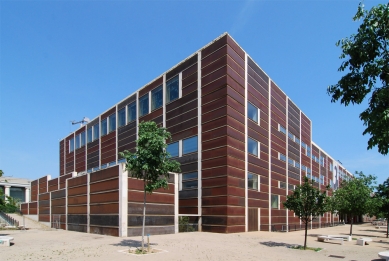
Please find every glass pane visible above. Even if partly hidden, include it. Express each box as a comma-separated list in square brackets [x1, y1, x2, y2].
[271, 195, 278, 209]
[182, 180, 198, 189]
[118, 108, 126, 127]
[93, 123, 99, 140]
[69, 138, 74, 152]
[166, 75, 179, 103]
[183, 172, 198, 180]
[248, 138, 258, 156]
[10, 187, 25, 202]
[109, 113, 116, 133]
[75, 135, 80, 149]
[183, 136, 198, 154]
[87, 127, 92, 143]
[139, 94, 149, 116]
[248, 173, 258, 190]
[151, 86, 163, 110]
[101, 118, 108, 136]
[248, 103, 258, 123]
[167, 142, 179, 157]
[80, 131, 86, 147]
[127, 102, 136, 122]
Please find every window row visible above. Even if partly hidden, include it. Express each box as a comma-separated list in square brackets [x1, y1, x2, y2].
[301, 165, 311, 174]
[179, 171, 198, 191]
[319, 156, 325, 167]
[278, 153, 300, 169]
[312, 154, 319, 163]
[279, 181, 295, 191]
[287, 131, 300, 145]
[167, 136, 198, 157]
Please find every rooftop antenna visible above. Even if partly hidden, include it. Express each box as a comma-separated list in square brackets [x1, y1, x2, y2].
[337, 160, 343, 165]
[71, 117, 90, 127]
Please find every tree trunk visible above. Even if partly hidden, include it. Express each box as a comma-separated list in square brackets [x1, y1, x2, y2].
[142, 188, 146, 252]
[304, 221, 308, 250]
[349, 215, 353, 236]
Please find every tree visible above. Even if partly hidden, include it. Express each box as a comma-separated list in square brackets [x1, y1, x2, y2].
[119, 121, 180, 252]
[283, 177, 328, 250]
[332, 171, 377, 236]
[374, 177, 389, 238]
[327, 2, 389, 155]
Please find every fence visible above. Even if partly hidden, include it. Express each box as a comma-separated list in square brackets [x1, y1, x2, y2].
[0, 211, 19, 227]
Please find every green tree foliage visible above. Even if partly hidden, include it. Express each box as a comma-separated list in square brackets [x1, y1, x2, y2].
[332, 171, 377, 236]
[0, 169, 19, 213]
[119, 121, 180, 251]
[283, 177, 328, 250]
[327, 2, 389, 155]
[374, 177, 389, 238]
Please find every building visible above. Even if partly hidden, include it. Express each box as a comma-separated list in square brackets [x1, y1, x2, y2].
[0, 177, 31, 203]
[21, 33, 353, 236]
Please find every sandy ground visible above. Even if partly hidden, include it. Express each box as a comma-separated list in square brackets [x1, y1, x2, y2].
[1, 215, 389, 261]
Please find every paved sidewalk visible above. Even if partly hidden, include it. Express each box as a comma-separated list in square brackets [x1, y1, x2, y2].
[1, 222, 389, 261]
[7, 214, 51, 230]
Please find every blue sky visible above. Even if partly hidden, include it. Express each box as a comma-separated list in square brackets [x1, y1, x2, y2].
[1, 0, 387, 185]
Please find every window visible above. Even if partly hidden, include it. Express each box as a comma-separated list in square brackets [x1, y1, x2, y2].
[80, 131, 86, 147]
[279, 153, 286, 162]
[306, 147, 311, 157]
[127, 102, 136, 122]
[182, 172, 198, 189]
[295, 161, 300, 169]
[69, 138, 74, 152]
[118, 108, 126, 128]
[288, 184, 295, 190]
[108, 113, 116, 133]
[75, 135, 80, 149]
[288, 131, 294, 140]
[301, 142, 307, 150]
[93, 123, 99, 141]
[329, 163, 333, 172]
[139, 94, 149, 117]
[87, 127, 92, 143]
[288, 157, 294, 166]
[295, 137, 300, 145]
[278, 124, 286, 134]
[248, 138, 258, 156]
[167, 142, 179, 157]
[151, 86, 163, 110]
[271, 195, 279, 209]
[183, 136, 198, 154]
[248, 103, 259, 123]
[101, 118, 108, 136]
[302, 165, 307, 172]
[307, 168, 311, 175]
[279, 181, 286, 189]
[320, 156, 325, 167]
[248, 173, 258, 190]
[166, 75, 179, 103]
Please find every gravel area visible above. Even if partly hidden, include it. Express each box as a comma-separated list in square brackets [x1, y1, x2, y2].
[1, 218, 389, 261]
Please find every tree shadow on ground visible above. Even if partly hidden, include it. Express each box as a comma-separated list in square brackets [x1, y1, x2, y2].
[111, 239, 158, 247]
[259, 241, 298, 248]
[361, 229, 387, 233]
[0, 233, 10, 236]
[307, 234, 322, 237]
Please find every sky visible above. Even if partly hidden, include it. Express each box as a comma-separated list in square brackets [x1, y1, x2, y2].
[0, 0, 388, 186]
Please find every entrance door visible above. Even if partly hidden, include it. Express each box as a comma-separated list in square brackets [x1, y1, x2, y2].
[248, 208, 258, 231]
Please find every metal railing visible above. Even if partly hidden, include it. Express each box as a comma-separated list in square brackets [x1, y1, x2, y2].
[0, 211, 19, 227]
[260, 222, 345, 232]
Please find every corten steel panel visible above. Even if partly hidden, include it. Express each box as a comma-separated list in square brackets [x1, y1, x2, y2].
[166, 54, 197, 80]
[128, 178, 175, 194]
[171, 127, 198, 143]
[118, 121, 136, 136]
[67, 186, 87, 196]
[139, 77, 163, 97]
[60, 140, 64, 176]
[90, 191, 118, 204]
[202, 45, 228, 69]
[226, 47, 245, 74]
[182, 63, 197, 79]
[68, 205, 87, 214]
[202, 55, 227, 78]
[167, 117, 198, 135]
[68, 195, 87, 205]
[248, 163, 269, 177]
[90, 226, 119, 237]
[68, 175, 87, 188]
[226, 35, 245, 59]
[127, 226, 174, 237]
[248, 58, 269, 88]
[118, 94, 136, 110]
[21, 203, 28, 215]
[139, 107, 163, 123]
[166, 108, 197, 128]
[201, 76, 228, 96]
[68, 224, 88, 233]
[90, 179, 118, 193]
[182, 72, 197, 88]
[39, 215, 50, 222]
[128, 203, 175, 215]
[179, 207, 198, 215]
[247, 68, 269, 95]
[118, 143, 136, 155]
[31, 181, 38, 202]
[202, 135, 242, 152]
[166, 90, 198, 112]
[128, 216, 174, 227]
[128, 191, 174, 204]
[90, 203, 119, 214]
[202, 186, 228, 197]
[51, 206, 66, 214]
[59, 173, 73, 189]
[29, 207, 37, 215]
[166, 100, 197, 121]
[202, 66, 227, 87]
[39, 177, 48, 194]
[48, 178, 59, 192]
[39, 192, 50, 201]
[118, 134, 136, 147]
[90, 165, 119, 182]
[101, 107, 115, 121]
[51, 198, 66, 206]
[202, 34, 228, 59]
[182, 81, 197, 96]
